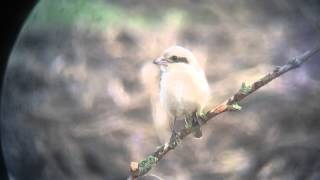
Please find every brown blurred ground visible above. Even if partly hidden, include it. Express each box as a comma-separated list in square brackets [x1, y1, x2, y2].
[1, 0, 320, 180]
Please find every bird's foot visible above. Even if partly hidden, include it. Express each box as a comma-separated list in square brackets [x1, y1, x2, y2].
[196, 108, 207, 123]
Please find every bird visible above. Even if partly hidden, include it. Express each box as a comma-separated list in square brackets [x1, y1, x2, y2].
[153, 46, 210, 138]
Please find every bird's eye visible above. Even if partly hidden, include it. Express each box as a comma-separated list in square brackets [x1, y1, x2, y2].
[171, 55, 178, 61]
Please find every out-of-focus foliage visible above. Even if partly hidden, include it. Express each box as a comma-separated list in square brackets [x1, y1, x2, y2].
[2, 0, 320, 180]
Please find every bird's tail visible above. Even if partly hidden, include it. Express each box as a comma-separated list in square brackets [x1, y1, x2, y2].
[192, 125, 202, 138]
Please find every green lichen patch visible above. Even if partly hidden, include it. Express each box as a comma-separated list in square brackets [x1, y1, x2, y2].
[228, 103, 242, 111]
[240, 82, 252, 94]
[138, 155, 158, 175]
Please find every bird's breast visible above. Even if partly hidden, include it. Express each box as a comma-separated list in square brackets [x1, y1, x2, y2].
[159, 67, 210, 118]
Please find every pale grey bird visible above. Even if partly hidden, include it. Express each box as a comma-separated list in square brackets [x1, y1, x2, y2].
[153, 46, 210, 138]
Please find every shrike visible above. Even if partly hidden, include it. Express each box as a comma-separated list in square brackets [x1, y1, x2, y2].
[153, 46, 210, 138]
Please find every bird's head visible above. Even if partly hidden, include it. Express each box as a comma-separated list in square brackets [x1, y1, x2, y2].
[153, 46, 201, 70]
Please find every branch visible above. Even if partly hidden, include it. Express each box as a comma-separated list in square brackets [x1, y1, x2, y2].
[128, 45, 320, 179]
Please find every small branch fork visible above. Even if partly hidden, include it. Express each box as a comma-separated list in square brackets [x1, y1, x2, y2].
[128, 45, 320, 179]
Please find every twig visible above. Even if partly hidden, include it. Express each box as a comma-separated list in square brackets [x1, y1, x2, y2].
[128, 45, 320, 179]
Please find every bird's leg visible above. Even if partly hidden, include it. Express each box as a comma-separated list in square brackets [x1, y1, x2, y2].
[169, 117, 180, 148]
[169, 117, 178, 135]
[184, 117, 192, 129]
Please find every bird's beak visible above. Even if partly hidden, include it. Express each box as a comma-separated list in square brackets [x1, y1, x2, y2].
[153, 57, 167, 66]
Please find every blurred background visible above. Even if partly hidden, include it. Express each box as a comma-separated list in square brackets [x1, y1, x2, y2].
[1, 0, 320, 179]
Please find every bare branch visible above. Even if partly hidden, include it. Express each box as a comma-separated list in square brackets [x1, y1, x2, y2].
[128, 45, 320, 179]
